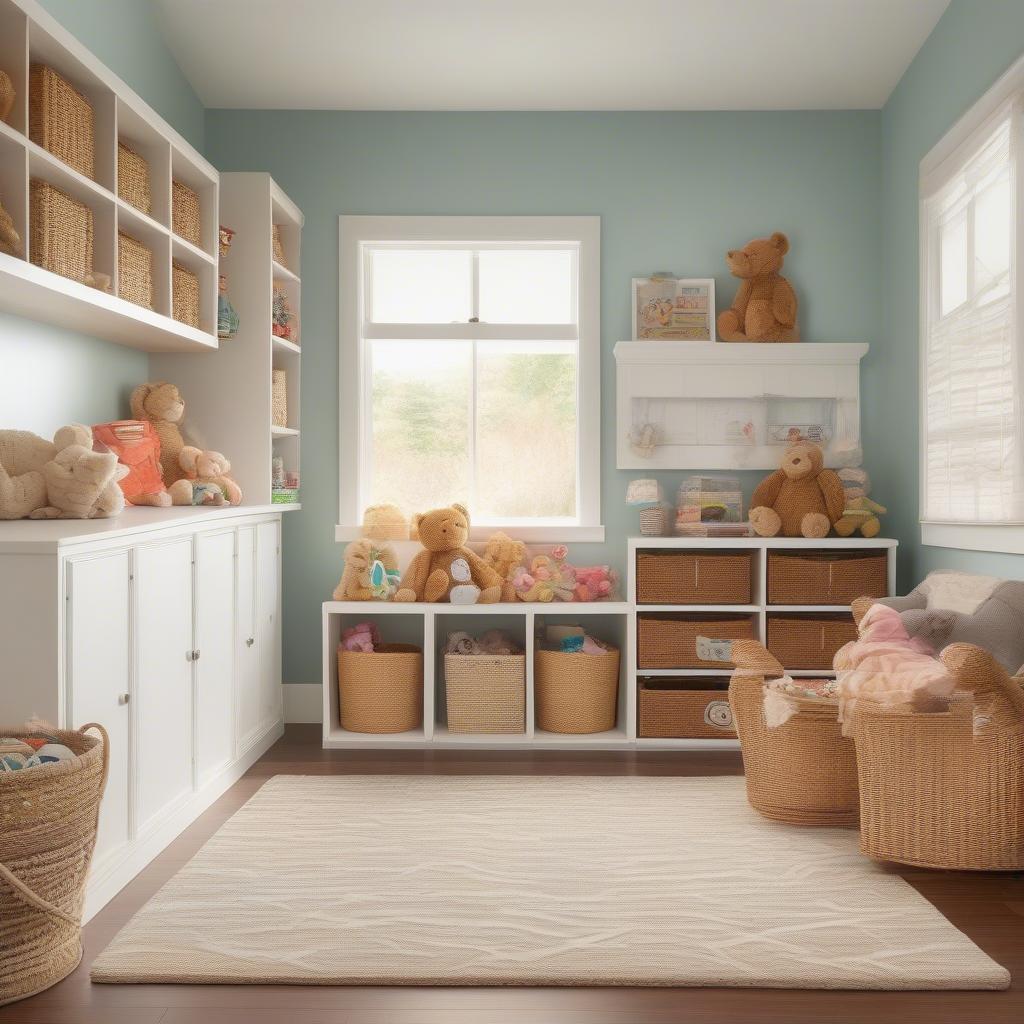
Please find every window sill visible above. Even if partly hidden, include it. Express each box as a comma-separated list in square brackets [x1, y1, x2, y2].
[335, 524, 606, 544]
[921, 521, 1024, 555]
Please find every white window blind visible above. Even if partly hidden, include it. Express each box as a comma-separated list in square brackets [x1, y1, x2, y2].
[922, 101, 1023, 526]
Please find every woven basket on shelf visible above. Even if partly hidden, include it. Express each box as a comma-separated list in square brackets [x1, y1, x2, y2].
[766, 613, 857, 670]
[272, 224, 288, 267]
[637, 613, 754, 669]
[767, 550, 888, 606]
[0, 724, 108, 1007]
[272, 369, 288, 427]
[638, 505, 667, 537]
[29, 179, 93, 284]
[172, 179, 201, 247]
[444, 653, 525, 734]
[535, 646, 619, 734]
[638, 678, 736, 739]
[116, 142, 151, 215]
[29, 64, 94, 180]
[853, 643, 1024, 870]
[0, 70, 15, 124]
[172, 261, 200, 328]
[117, 232, 153, 310]
[636, 550, 752, 605]
[337, 645, 422, 734]
[728, 639, 858, 826]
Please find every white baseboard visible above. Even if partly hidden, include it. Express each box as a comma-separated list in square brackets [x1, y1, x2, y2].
[284, 682, 323, 723]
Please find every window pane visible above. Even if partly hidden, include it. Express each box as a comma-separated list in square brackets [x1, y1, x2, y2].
[478, 249, 574, 324]
[939, 213, 967, 316]
[974, 174, 1011, 300]
[475, 342, 577, 520]
[370, 249, 471, 323]
[369, 340, 470, 512]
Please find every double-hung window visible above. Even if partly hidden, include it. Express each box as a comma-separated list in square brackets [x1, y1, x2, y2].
[339, 216, 601, 540]
[920, 61, 1024, 553]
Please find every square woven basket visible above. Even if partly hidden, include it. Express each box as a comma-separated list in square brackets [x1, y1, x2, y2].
[172, 179, 202, 247]
[766, 613, 857, 670]
[638, 678, 737, 739]
[172, 261, 200, 328]
[117, 232, 153, 310]
[444, 653, 526, 734]
[637, 613, 755, 669]
[636, 550, 753, 605]
[29, 64, 95, 180]
[767, 550, 888, 605]
[117, 142, 151, 215]
[337, 645, 423, 734]
[29, 178, 93, 284]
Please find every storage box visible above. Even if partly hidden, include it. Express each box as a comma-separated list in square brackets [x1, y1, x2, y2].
[636, 550, 753, 605]
[766, 613, 857, 670]
[117, 142, 151, 214]
[29, 178, 94, 284]
[337, 644, 422, 733]
[172, 179, 201, 246]
[272, 369, 288, 427]
[676, 475, 743, 528]
[444, 653, 525, 734]
[638, 613, 755, 669]
[172, 261, 200, 328]
[767, 550, 888, 605]
[535, 646, 619, 734]
[638, 678, 736, 738]
[117, 232, 153, 309]
[29, 64, 95, 179]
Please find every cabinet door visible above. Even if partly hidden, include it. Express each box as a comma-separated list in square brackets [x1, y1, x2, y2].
[134, 536, 194, 833]
[194, 528, 236, 786]
[256, 520, 282, 733]
[235, 524, 260, 752]
[66, 548, 132, 869]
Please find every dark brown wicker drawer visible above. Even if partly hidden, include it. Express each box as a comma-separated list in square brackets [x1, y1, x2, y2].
[767, 550, 888, 605]
[637, 613, 755, 669]
[638, 677, 737, 739]
[766, 614, 857, 670]
[636, 550, 753, 605]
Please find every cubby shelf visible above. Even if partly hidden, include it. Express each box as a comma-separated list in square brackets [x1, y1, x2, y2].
[0, 0, 219, 351]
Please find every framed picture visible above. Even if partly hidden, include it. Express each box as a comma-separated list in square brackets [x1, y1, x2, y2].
[632, 276, 716, 342]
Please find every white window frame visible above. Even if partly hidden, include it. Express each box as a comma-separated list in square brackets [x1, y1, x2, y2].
[337, 215, 603, 542]
[919, 52, 1024, 555]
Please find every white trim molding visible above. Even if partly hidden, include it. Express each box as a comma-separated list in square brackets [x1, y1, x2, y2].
[921, 522, 1024, 555]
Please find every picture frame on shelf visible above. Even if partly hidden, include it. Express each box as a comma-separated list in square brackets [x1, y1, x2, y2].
[632, 275, 716, 342]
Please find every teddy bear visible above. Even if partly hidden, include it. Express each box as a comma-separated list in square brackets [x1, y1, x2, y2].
[178, 446, 242, 506]
[393, 504, 502, 604]
[482, 531, 526, 602]
[333, 538, 400, 601]
[749, 440, 845, 538]
[717, 232, 799, 343]
[361, 502, 409, 540]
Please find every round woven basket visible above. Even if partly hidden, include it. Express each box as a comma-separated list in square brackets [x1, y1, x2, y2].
[0, 724, 109, 1007]
[535, 646, 620, 734]
[338, 644, 423, 733]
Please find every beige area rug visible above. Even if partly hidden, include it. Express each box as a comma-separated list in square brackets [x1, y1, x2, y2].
[91, 775, 1009, 989]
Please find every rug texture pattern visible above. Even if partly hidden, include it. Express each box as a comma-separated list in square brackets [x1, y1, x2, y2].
[91, 775, 1009, 989]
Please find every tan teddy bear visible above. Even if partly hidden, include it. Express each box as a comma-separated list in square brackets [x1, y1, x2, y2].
[333, 538, 400, 601]
[178, 446, 242, 505]
[129, 382, 195, 505]
[749, 440, 845, 538]
[717, 232, 799, 343]
[393, 504, 502, 604]
[483, 531, 526, 602]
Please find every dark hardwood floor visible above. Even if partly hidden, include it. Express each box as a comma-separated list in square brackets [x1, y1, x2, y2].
[3, 724, 1022, 1024]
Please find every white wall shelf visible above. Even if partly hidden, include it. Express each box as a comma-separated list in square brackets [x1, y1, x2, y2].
[0, 0, 219, 352]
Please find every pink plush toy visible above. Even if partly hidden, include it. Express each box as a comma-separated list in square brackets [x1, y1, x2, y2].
[572, 565, 617, 602]
[341, 621, 381, 653]
[512, 545, 576, 602]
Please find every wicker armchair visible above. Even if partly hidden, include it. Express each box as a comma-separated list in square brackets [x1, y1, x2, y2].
[854, 642, 1024, 870]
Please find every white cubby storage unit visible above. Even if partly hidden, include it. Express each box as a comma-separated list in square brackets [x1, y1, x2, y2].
[151, 173, 303, 507]
[628, 536, 898, 749]
[323, 602, 632, 749]
[0, 0, 219, 350]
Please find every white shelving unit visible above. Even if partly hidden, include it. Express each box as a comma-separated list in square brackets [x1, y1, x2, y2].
[151, 173, 303, 507]
[0, 0, 219, 351]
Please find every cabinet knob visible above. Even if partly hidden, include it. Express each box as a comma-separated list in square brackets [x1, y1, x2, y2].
[194, 649, 201, 661]
[118, 693, 130, 705]
[246, 637, 255, 647]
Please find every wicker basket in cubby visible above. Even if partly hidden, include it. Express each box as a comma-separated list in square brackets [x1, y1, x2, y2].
[272, 369, 288, 427]
[117, 142, 151, 215]
[636, 550, 753, 605]
[29, 179, 93, 284]
[767, 550, 888, 606]
[117, 232, 153, 310]
[638, 678, 737, 739]
[29, 64, 95, 180]
[766, 613, 857, 670]
[337, 644, 422, 734]
[444, 653, 525, 734]
[535, 645, 619, 734]
[172, 179, 201, 247]
[172, 261, 200, 328]
[637, 613, 754, 669]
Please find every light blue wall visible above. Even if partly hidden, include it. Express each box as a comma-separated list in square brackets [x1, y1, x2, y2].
[877, 0, 1024, 586]
[204, 109, 882, 684]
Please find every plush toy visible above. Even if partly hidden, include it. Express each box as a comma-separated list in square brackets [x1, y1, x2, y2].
[92, 420, 171, 507]
[334, 538, 400, 601]
[573, 565, 616, 602]
[341, 621, 380, 653]
[32, 444, 128, 519]
[512, 545, 576, 602]
[749, 440, 845, 538]
[362, 502, 409, 540]
[178, 446, 242, 506]
[0, 198, 20, 256]
[393, 504, 502, 604]
[482, 531, 526, 602]
[833, 467, 886, 538]
[717, 232, 799, 343]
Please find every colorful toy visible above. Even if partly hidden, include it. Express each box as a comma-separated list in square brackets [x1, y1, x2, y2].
[512, 545, 576, 602]
[334, 538, 400, 601]
[482, 531, 527, 602]
[572, 565, 617, 602]
[341, 621, 381, 653]
[717, 232, 799, 342]
[749, 440, 845, 538]
[833, 467, 886, 538]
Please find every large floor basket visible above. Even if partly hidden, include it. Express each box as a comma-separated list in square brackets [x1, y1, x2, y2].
[0, 724, 108, 1006]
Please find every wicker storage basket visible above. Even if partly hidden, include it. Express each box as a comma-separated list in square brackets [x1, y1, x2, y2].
[728, 639, 858, 826]
[444, 653, 526, 734]
[638, 678, 736, 739]
[638, 505, 667, 537]
[172, 179, 201, 247]
[766, 613, 857, 670]
[272, 369, 288, 427]
[272, 224, 288, 267]
[29, 179, 93, 284]
[1, 70, 15, 125]
[337, 644, 422, 733]
[29, 64, 94, 180]
[636, 550, 753, 605]
[853, 644, 1024, 870]
[0, 724, 108, 1007]
[637, 613, 754, 669]
[535, 646, 619, 734]
[767, 550, 888, 606]
[172, 261, 200, 328]
[117, 142, 151, 214]
[117, 232, 153, 309]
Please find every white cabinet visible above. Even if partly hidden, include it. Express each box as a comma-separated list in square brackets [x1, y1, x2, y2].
[256, 520, 281, 734]
[235, 524, 260, 753]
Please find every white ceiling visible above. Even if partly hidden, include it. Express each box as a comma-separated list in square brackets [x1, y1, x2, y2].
[155, 0, 950, 112]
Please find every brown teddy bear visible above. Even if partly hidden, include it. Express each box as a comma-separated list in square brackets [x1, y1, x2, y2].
[333, 538, 400, 601]
[393, 504, 502, 604]
[749, 441, 845, 538]
[483, 530, 527, 602]
[717, 232, 799, 343]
